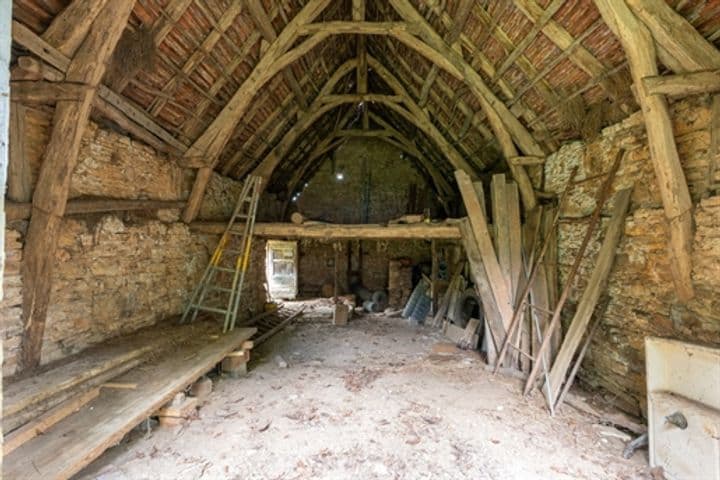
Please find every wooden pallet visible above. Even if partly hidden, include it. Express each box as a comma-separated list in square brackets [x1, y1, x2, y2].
[4, 325, 256, 480]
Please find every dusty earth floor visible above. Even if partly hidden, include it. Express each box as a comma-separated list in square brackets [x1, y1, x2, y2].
[79, 303, 651, 480]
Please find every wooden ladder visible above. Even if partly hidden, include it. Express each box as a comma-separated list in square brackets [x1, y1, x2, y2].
[181, 175, 263, 332]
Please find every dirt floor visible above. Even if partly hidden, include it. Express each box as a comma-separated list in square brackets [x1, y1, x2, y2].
[78, 302, 652, 480]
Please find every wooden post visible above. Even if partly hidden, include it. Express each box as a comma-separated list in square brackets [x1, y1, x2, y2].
[2, 0, 13, 468]
[19, 0, 136, 370]
[594, 0, 694, 302]
[430, 240, 438, 314]
[8, 103, 32, 202]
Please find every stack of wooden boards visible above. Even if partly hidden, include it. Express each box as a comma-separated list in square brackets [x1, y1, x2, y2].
[3, 320, 256, 480]
[453, 161, 633, 412]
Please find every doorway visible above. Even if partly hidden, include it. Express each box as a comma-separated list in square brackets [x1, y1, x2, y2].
[265, 240, 298, 300]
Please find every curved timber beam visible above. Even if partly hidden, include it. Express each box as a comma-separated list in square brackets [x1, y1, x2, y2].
[251, 57, 476, 184]
[183, 3, 543, 221]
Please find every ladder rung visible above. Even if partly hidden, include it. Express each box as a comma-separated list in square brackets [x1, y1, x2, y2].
[212, 266, 237, 274]
[207, 285, 235, 293]
[190, 305, 229, 315]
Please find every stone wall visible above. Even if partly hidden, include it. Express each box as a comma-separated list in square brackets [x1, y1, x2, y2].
[296, 239, 432, 299]
[2, 111, 266, 376]
[544, 95, 720, 416]
[295, 138, 441, 223]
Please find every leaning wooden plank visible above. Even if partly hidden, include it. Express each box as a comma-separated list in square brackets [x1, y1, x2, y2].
[545, 187, 632, 403]
[4, 327, 256, 480]
[491, 174, 511, 293]
[455, 171, 513, 328]
[3, 388, 100, 455]
[459, 220, 505, 360]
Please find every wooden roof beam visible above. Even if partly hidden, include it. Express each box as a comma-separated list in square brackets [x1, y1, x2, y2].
[625, 0, 720, 72]
[181, 0, 333, 223]
[643, 70, 720, 97]
[494, 0, 566, 82]
[389, 0, 540, 210]
[41, 0, 112, 57]
[353, 0, 369, 128]
[418, 0, 472, 108]
[512, 0, 633, 110]
[247, 0, 308, 110]
[594, 0, 694, 301]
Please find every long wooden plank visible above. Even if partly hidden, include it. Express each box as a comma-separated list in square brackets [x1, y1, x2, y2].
[3, 340, 157, 430]
[545, 188, 632, 403]
[3, 388, 100, 455]
[459, 220, 504, 359]
[455, 170, 514, 328]
[191, 221, 463, 239]
[491, 174, 511, 293]
[5, 327, 256, 480]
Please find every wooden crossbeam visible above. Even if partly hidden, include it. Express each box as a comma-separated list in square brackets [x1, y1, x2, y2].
[594, 0, 694, 301]
[19, 0, 137, 370]
[643, 70, 720, 97]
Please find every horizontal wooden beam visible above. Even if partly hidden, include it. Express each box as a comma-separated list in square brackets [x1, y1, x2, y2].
[191, 221, 463, 239]
[643, 70, 720, 97]
[10, 80, 90, 103]
[6, 199, 186, 221]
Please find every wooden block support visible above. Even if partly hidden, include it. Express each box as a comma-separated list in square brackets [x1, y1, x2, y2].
[156, 395, 198, 427]
[333, 303, 350, 326]
[222, 347, 251, 377]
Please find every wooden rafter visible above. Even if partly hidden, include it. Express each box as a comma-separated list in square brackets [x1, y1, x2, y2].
[594, 0, 694, 301]
[181, 0, 333, 223]
[147, 2, 245, 118]
[389, 0, 541, 209]
[494, 0, 566, 82]
[247, 0, 308, 110]
[19, 0, 137, 370]
[418, 0, 471, 108]
[625, 0, 720, 72]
